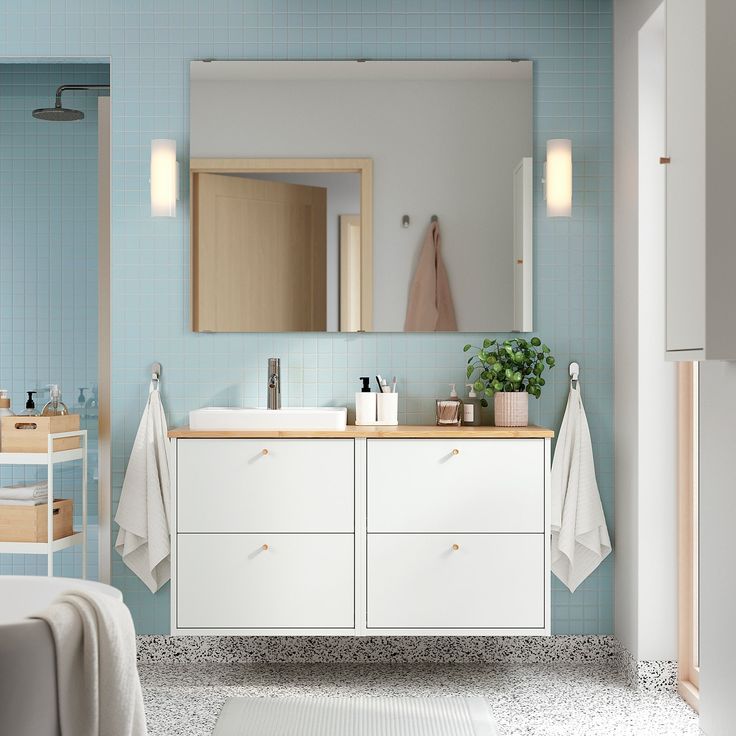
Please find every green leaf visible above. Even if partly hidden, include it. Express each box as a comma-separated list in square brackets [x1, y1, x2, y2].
[546, 356, 556, 366]
[463, 344, 471, 352]
[542, 344, 550, 353]
[481, 398, 488, 408]
[466, 365, 474, 379]
[513, 371, 523, 383]
[473, 380, 484, 393]
[483, 338, 492, 348]
[484, 387, 494, 397]
[531, 337, 541, 347]
[493, 381, 504, 392]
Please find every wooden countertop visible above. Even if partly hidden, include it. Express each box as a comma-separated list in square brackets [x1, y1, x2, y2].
[168, 424, 554, 439]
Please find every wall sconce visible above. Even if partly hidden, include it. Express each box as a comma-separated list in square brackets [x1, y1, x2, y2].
[150, 139, 179, 217]
[544, 138, 572, 217]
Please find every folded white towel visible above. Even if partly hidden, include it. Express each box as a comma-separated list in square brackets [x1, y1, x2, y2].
[0, 482, 48, 501]
[32, 590, 148, 736]
[0, 497, 47, 506]
[551, 383, 612, 593]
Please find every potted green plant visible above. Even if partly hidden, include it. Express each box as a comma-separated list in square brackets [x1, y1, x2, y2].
[463, 337, 556, 427]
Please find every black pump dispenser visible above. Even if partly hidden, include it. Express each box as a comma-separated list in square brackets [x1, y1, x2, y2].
[359, 377, 371, 393]
[26, 391, 36, 411]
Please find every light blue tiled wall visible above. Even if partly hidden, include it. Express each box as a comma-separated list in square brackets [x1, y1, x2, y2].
[0, 0, 613, 636]
[0, 63, 108, 580]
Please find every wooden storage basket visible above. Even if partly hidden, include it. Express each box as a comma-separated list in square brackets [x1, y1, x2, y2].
[0, 415, 80, 453]
[0, 499, 73, 542]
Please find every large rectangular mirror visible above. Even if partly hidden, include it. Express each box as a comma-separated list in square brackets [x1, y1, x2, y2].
[190, 60, 533, 333]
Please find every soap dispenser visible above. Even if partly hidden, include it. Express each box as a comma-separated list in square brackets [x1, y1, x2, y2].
[42, 385, 69, 417]
[355, 377, 376, 425]
[462, 384, 483, 426]
[20, 391, 39, 416]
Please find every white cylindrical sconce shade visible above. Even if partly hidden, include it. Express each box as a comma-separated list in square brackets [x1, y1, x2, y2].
[546, 138, 572, 217]
[150, 138, 177, 217]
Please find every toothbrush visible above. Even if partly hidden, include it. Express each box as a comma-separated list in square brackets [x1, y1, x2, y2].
[376, 375, 384, 393]
[391, 376, 397, 394]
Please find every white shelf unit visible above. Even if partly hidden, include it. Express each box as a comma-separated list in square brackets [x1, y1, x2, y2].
[0, 430, 88, 577]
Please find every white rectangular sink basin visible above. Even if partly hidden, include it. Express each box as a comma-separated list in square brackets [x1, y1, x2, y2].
[189, 406, 348, 431]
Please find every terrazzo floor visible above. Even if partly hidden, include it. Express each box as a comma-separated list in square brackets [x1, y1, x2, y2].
[140, 662, 699, 736]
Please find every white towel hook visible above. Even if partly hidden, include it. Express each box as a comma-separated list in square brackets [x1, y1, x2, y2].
[151, 362, 162, 388]
[569, 361, 580, 389]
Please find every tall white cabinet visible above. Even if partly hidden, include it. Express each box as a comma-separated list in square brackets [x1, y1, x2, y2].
[665, 0, 736, 360]
[170, 427, 552, 636]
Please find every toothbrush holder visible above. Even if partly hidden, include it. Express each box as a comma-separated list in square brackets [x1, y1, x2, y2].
[354, 392, 399, 426]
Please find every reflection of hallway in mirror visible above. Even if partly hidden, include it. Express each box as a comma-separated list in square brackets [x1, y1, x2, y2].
[193, 174, 327, 332]
[246, 171, 361, 332]
[340, 215, 362, 332]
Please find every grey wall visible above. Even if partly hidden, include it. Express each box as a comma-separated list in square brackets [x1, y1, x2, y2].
[700, 1, 736, 731]
[700, 360, 736, 734]
[191, 73, 531, 332]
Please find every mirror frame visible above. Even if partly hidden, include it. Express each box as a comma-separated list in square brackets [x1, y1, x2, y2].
[190, 157, 374, 332]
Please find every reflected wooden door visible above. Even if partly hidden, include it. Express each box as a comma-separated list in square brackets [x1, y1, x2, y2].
[193, 173, 327, 331]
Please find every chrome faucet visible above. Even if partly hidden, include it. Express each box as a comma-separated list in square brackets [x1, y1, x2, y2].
[267, 358, 281, 410]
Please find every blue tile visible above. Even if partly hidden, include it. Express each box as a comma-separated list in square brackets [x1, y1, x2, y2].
[0, 0, 614, 636]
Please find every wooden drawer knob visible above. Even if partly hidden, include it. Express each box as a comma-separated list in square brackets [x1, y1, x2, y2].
[262, 543, 269, 551]
[659, 156, 671, 164]
[452, 543, 460, 551]
[452, 448, 460, 456]
[261, 448, 269, 456]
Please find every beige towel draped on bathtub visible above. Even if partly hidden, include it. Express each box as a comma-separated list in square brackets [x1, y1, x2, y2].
[404, 219, 458, 331]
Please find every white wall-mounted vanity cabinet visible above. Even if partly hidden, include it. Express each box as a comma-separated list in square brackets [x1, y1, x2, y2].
[170, 428, 552, 636]
[665, 0, 736, 360]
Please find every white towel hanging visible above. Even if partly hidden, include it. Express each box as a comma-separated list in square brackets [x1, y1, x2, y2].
[114, 379, 171, 594]
[551, 373, 612, 593]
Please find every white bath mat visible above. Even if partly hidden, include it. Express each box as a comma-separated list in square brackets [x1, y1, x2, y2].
[212, 696, 497, 735]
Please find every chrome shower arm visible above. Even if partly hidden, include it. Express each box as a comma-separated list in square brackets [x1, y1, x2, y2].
[54, 84, 110, 108]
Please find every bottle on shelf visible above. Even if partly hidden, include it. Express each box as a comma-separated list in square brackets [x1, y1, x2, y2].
[41, 385, 69, 417]
[19, 391, 39, 416]
[0, 390, 12, 418]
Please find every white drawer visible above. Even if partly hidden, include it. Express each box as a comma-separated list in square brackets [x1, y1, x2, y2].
[177, 439, 354, 532]
[367, 533, 545, 629]
[176, 533, 354, 629]
[367, 439, 544, 532]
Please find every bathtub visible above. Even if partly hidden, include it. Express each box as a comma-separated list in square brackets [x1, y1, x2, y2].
[0, 576, 124, 736]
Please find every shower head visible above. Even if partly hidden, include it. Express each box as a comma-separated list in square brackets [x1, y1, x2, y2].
[32, 105, 85, 121]
[32, 83, 109, 122]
